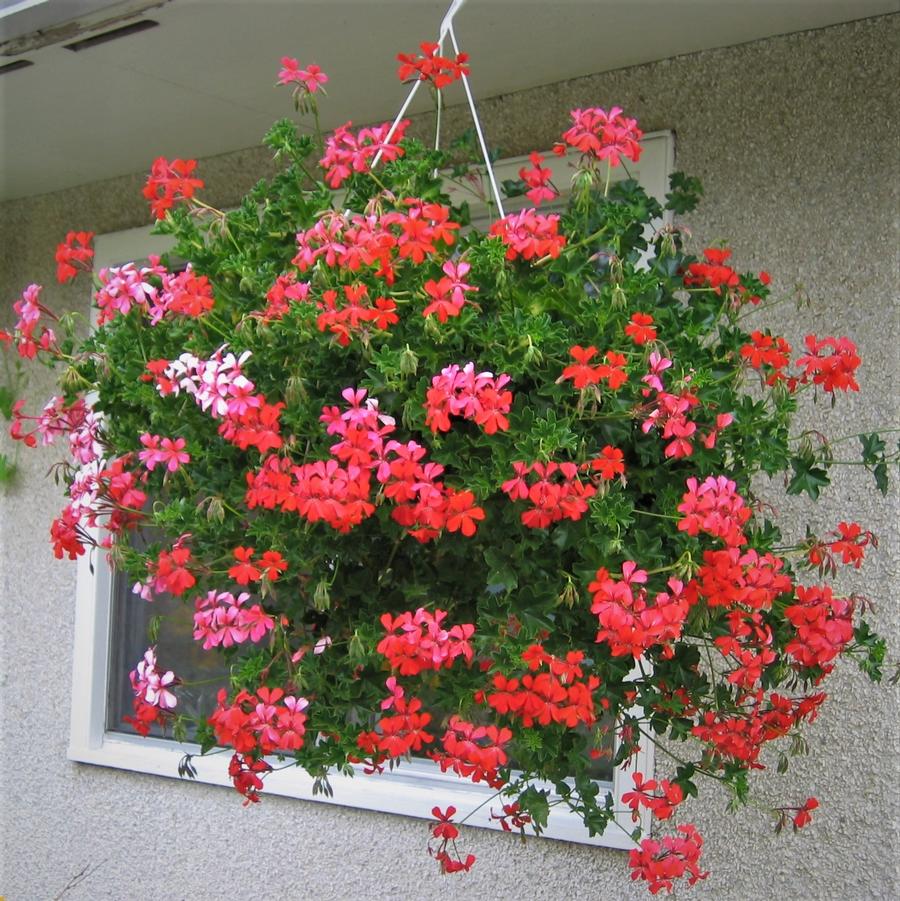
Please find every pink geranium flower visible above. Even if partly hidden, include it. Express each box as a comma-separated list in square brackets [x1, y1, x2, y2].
[277, 57, 328, 93]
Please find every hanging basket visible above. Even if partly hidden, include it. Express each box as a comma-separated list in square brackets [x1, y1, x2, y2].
[5, 0, 892, 894]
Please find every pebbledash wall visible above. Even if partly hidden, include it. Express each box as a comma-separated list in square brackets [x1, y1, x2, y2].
[1, 13, 898, 901]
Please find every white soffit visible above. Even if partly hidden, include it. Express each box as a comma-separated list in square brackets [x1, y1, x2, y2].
[0, 0, 897, 201]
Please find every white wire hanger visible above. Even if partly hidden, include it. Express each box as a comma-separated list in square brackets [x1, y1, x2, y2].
[371, 0, 505, 217]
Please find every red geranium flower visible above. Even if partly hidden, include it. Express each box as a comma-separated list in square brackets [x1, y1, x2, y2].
[142, 157, 204, 220]
[55, 231, 94, 284]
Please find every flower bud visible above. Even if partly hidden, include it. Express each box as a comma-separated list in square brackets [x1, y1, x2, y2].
[205, 496, 225, 524]
[609, 256, 624, 285]
[348, 629, 366, 664]
[313, 578, 331, 611]
[61, 365, 84, 392]
[399, 344, 419, 376]
[572, 167, 594, 212]
[284, 374, 306, 407]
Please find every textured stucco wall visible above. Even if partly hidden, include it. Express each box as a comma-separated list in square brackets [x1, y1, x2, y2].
[1, 13, 898, 901]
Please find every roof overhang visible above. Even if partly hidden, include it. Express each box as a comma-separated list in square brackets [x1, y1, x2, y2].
[0, 0, 896, 201]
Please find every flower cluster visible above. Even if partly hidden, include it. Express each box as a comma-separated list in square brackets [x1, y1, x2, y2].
[639, 379, 712, 459]
[142, 157, 204, 220]
[260, 272, 311, 321]
[501, 459, 603, 528]
[292, 201, 458, 281]
[696, 548, 792, 611]
[153, 266, 216, 322]
[424, 362, 512, 434]
[316, 283, 398, 345]
[677, 475, 751, 547]
[561, 345, 628, 391]
[3, 284, 58, 359]
[192, 589, 276, 649]
[625, 312, 657, 345]
[489, 209, 567, 260]
[796, 334, 861, 394]
[227, 546, 288, 585]
[94, 256, 168, 325]
[143, 537, 196, 597]
[356, 696, 434, 761]
[683, 247, 740, 294]
[397, 42, 469, 88]
[485, 645, 600, 728]
[377, 608, 475, 675]
[210, 686, 309, 756]
[277, 57, 328, 93]
[808, 521, 874, 574]
[775, 798, 819, 832]
[741, 330, 792, 385]
[126, 646, 178, 736]
[422, 259, 477, 320]
[48, 453, 148, 557]
[590, 562, 693, 658]
[784, 585, 854, 673]
[683, 247, 771, 307]
[10, 395, 101, 460]
[559, 106, 643, 166]
[490, 802, 532, 834]
[428, 807, 476, 874]
[622, 772, 685, 822]
[628, 825, 708, 895]
[154, 346, 284, 454]
[518, 152, 557, 205]
[319, 120, 410, 189]
[55, 231, 94, 284]
[691, 692, 825, 768]
[429, 715, 511, 787]
[138, 433, 190, 473]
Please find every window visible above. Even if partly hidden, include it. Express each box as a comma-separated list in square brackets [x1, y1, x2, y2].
[69, 132, 673, 847]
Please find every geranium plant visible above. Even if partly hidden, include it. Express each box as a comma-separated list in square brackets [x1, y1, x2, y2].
[3, 41, 897, 895]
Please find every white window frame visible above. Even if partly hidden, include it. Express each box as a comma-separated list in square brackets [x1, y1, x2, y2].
[68, 132, 674, 848]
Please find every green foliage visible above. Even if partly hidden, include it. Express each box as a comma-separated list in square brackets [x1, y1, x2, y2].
[665, 171, 704, 214]
[0, 453, 17, 485]
[0, 384, 15, 420]
[860, 431, 890, 495]
[852, 621, 887, 681]
[8, 84, 893, 861]
[787, 452, 831, 500]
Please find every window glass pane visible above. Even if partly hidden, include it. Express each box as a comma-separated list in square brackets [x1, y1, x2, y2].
[107, 565, 230, 738]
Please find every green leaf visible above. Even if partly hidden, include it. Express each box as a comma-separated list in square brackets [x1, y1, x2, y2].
[665, 171, 704, 214]
[787, 456, 830, 499]
[853, 622, 887, 682]
[519, 785, 551, 831]
[0, 385, 15, 420]
[0, 453, 17, 485]
[873, 462, 889, 496]
[147, 614, 163, 644]
[501, 178, 527, 199]
[859, 432, 886, 464]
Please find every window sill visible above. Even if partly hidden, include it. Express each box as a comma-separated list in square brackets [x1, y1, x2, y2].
[68, 730, 641, 849]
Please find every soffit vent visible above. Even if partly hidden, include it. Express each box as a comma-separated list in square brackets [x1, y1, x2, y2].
[1, 0, 169, 56]
[0, 58, 33, 75]
[64, 18, 158, 52]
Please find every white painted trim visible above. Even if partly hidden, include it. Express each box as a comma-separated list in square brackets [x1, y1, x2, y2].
[92, 223, 175, 269]
[69, 138, 674, 848]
